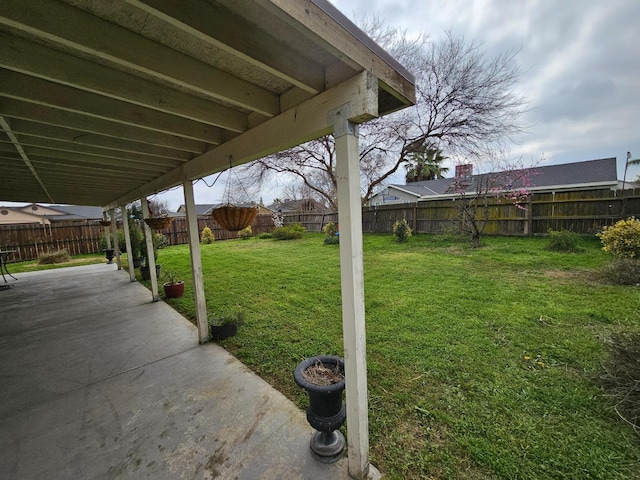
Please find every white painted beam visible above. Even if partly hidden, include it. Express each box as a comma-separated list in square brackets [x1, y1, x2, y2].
[260, 0, 416, 106]
[110, 209, 121, 270]
[334, 111, 370, 479]
[105, 71, 377, 210]
[127, 0, 324, 94]
[183, 180, 209, 343]
[141, 198, 159, 302]
[0, 0, 279, 116]
[0, 71, 223, 144]
[0, 99, 207, 154]
[120, 204, 136, 282]
[0, 31, 248, 133]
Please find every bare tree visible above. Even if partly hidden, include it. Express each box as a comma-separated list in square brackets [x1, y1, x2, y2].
[450, 157, 536, 248]
[241, 19, 527, 209]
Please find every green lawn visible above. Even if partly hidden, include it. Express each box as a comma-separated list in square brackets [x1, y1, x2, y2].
[147, 234, 640, 478]
[8, 253, 106, 273]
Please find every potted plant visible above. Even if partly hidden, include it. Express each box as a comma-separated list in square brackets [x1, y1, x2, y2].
[139, 234, 160, 280]
[294, 355, 346, 463]
[162, 270, 184, 298]
[144, 199, 173, 230]
[209, 312, 244, 340]
[211, 203, 258, 231]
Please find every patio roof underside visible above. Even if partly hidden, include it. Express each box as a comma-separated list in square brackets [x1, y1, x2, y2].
[0, 0, 415, 209]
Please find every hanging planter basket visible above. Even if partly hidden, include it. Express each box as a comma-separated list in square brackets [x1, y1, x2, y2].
[212, 205, 258, 232]
[99, 220, 111, 227]
[144, 217, 173, 230]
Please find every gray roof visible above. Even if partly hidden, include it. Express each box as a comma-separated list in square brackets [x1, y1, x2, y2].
[44, 205, 104, 220]
[388, 157, 618, 198]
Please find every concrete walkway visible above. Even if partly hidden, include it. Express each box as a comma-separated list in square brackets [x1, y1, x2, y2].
[0, 264, 351, 479]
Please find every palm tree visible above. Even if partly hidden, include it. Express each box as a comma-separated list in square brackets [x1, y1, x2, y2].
[404, 147, 449, 183]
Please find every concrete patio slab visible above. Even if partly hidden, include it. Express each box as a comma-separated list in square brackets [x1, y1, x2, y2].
[0, 264, 353, 479]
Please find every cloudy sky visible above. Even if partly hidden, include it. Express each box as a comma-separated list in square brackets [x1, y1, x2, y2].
[177, 0, 639, 209]
[5, 0, 637, 210]
[331, 0, 640, 174]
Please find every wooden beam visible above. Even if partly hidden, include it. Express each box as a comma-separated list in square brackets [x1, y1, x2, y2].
[259, 0, 416, 106]
[0, 0, 280, 116]
[0, 70, 224, 144]
[7, 120, 194, 161]
[141, 197, 159, 302]
[1, 135, 184, 169]
[183, 180, 209, 344]
[0, 99, 207, 154]
[0, 114, 53, 202]
[104, 71, 378, 209]
[127, 0, 325, 94]
[334, 113, 371, 479]
[120, 204, 136, 282]
[0, 32, 248, 133]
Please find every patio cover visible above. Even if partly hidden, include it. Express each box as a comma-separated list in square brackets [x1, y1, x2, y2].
[0, 0, 414, 206]
[0, 1, 416, 478]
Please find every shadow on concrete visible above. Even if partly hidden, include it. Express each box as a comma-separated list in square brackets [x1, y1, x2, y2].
[0, 264, 352, 479]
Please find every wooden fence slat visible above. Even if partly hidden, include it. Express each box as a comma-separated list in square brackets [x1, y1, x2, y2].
[2, 190, 639, 261]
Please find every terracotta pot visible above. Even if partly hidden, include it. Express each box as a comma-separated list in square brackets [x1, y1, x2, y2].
[163, 281, 184, 298]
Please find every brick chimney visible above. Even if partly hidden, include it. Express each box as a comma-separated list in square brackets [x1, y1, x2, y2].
[455, 164, 473, 178]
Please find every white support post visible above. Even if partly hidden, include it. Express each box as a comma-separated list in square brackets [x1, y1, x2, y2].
[110, 208, 121, 270]
[141, 198, 159, 302]
[333, 108, 370, 479]
[183, 180, 209, 343]
[121, 204, 136, 281]
[103, 211, 112, 249]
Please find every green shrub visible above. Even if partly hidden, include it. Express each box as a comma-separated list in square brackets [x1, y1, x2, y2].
[600, 258, 640, 285]
[238, 225, 252, 240]
[256, 232, 272, 239]
[272, 223, 305, 240]
[201, 226, 215, 244]
[154, 233, 168, 249]
[437, 223, 468, 243]
[598, 332, 640, 431]
[38, 249, 70, 265]
[392, 218, 412, 243]
[322, 222, 338, 237]
[323, 236, 339, 245]
[597, 217, 640, 258]
[546, 229, 584, 252]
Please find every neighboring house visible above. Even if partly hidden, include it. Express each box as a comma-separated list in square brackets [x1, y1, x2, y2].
[267, 198, 327, 213]
[0, 203, 104, 225]
[0, 207, 51, 225]
[368, 157, 624, 206]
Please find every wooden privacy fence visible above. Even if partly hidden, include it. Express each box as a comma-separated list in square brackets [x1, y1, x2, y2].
[283, 188, 640, 236]
[0, 214, 275, 262]
[0, 222, 104, 262]
[159, 214, 275, 246]
[2, 189, 639, 262]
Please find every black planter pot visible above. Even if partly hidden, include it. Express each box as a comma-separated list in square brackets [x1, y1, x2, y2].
[140, 264, 161, 280]
[294, 355, 346, 463]
[103, 248, 115, 264]
[210, 323, 238, 340]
